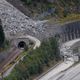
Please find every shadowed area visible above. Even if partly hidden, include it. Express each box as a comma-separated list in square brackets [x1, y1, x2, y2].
[18, 41, 26, 49]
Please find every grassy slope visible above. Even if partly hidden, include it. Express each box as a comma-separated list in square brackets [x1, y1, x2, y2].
[48, 14, 80, 25]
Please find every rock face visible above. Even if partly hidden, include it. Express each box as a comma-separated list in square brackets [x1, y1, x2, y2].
[0, 0, 36, 35]
[0, 0, 48, 40]
[0, 0, 62, 40]
[60, 21, 80, 43]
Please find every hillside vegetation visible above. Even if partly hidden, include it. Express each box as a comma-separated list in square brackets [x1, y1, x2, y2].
[20, 0, 80, 18]
[4, 38, 61, 80]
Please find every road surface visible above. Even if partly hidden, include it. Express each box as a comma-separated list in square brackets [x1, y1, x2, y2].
[51, 63, 80, 80]
[38, 39, 80, 80]
[38, 59, 74, 80]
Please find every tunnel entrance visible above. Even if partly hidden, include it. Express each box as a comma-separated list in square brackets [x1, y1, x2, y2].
[18, 41, 26, 49]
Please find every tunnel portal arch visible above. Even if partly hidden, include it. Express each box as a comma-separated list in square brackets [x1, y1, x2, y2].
[11, 38, 30, 50]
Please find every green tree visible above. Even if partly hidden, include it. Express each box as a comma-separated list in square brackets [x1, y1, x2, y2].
[4, 37, 61, 80]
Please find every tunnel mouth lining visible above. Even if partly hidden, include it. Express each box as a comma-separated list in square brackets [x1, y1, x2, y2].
[18, 41, 26, 49]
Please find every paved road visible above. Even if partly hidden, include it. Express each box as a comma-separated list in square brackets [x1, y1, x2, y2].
[38, 59, 74, 80]
[38, 39, 80, 80]
[51, 63, 80, 80]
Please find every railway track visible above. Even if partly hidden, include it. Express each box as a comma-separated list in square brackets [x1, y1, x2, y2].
[0, 47, 22, 75]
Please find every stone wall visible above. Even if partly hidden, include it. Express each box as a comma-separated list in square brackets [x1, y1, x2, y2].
[11, 38, 30, 47]
[60, 21, 80, 43]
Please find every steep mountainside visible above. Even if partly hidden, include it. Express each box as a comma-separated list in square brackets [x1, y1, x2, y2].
[7, 0, 80, 19]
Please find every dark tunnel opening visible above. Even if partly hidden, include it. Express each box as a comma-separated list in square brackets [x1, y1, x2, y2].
[18, 41, 26, 49]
